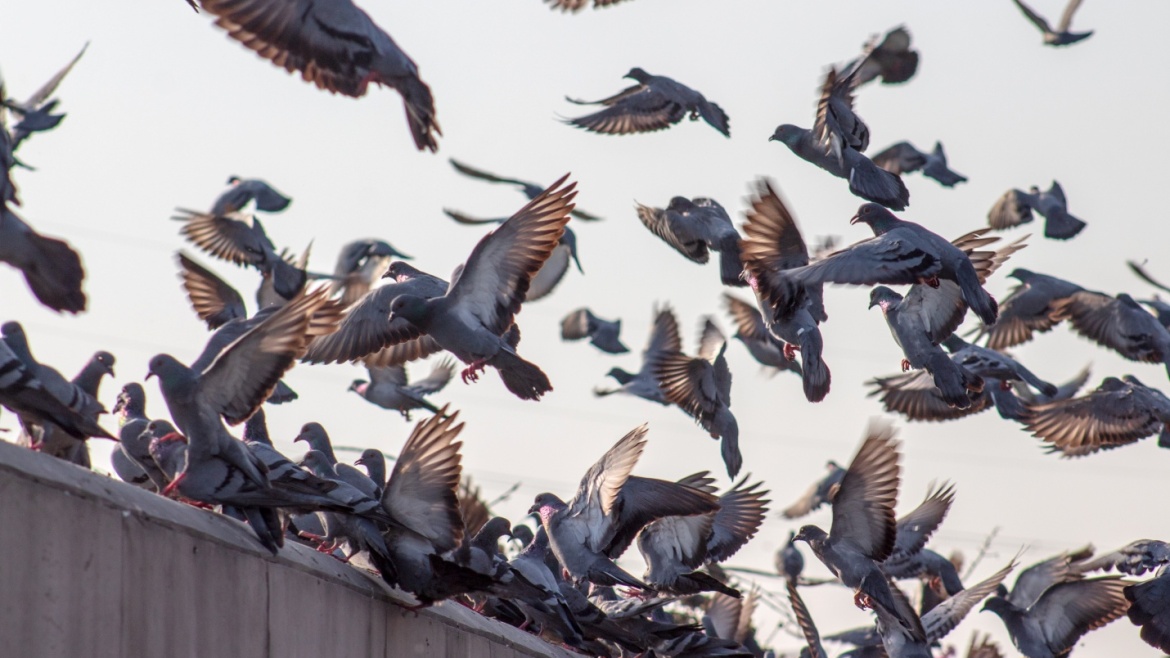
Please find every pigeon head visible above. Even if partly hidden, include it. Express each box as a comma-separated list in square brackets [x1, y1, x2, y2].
[112, 382, 146, 416]
[388, 295, 429, 323]
[93, 351, 116, 377]
[667, 196, 695, 213]
[528, 492, 567, 521]
[348, 379, 369, 395]
[793, 525, 828, 547]
[606, 367, 636, 385]
[146, 354, 192, 388]
[980, 595, 1014, 617]
[1099, 377, 1127, 392]
[624, 67, 651, 83]
[868, 286, 903, 311]
[293, 422, 329, 450]
[299, 449, 332, 476]
[850, 203, 899, 232]
[769, 124, 803, 146]
[382, 260, 421, 281]
[226, 175, 242, 185]
[478, 517, 514, 543]
[510, 524, 535, 548]
[1007, 268, 1034, 281]
[354, 448, 383, 468]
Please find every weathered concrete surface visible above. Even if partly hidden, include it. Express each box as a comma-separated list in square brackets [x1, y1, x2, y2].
[0, 440, 574, 658]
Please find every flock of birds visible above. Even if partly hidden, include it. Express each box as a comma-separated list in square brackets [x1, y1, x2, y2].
[2, 0, 1168, 657]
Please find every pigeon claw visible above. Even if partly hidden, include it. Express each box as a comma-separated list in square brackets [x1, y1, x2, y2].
[853, 590, 874, 610]
[783, 343, 800, 361]
[460, 359, 488, 384]
[900, 358, 913, 372]
[161, 472, 187, 498]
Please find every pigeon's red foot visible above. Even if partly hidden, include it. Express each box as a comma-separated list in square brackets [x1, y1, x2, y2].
[161, 472, 187, 498]
[783, 343, 800, 361]
[900, 358, 912, 372]
[999, 379, 1013, 391]
[518, 619, 531, 631]
[461, 359, 488, 384]
[854, 590, 874, 610]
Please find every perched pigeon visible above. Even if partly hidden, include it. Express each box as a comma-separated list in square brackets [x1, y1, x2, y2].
[844, 26, 920, 86]
[794, 421, 926, 642]
[330, 239, 413, 307]
[636, 196, 743, 287]
[0, 209, 87, 313]
[199, 0, 440, 151]
[299, 449, 396, 563]
[872, 141, 968, 188]
[594, 305, 681, 404]
[565, 68, 729, 137]
[1011, 0, 1093, 46]
[982, 575, 1129, 658]
[739, 179, 831, 402]
[353, 448, 387, 495]
[722, 293, 802, 379]
[25, 350, 116, 466]
[1050, 291, 1170, 377]
[638, 474, 769, 596]
[561, 308, 629, 354]
[143, 420, 188, 485]
[781, 460, 845, 519]
[385, 176, 577, 400]
[1022, 375, 1170, 456]
[448, 159, 602, 221]
[777, 530, 805, 582]
[172, 209, 306, 300]
[1075, 540, 1170, 577]
[4, 42, 87, 150]
[348, 358, 454, 419]
[970, 268, 1083, 350]
[292, 421, 374, 492]
[988, 182, 1086, 240]
[210, 177, 291, 216]
[1125, 567, 1170, 654]
[650, 316, 741, 477]
[529, 423, 720, 589]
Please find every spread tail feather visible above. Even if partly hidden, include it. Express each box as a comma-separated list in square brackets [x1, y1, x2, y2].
[491, 350, 552, 400]
[1044, 210, 1086, 240]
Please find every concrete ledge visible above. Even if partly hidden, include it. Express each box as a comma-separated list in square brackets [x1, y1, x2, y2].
[0, 440, 574, 658]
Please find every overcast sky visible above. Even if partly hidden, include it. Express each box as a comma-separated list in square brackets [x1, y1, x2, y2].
[3, 0, 1168, 654]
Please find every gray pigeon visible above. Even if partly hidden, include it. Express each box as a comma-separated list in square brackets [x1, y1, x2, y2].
[172, 209, 306, 299]
[348, 358, 455, 419]
[331, 239, 413, 307]
[1051, 291, 1170, 377]
[638, 474, 769, 596]
[528, 423, 720, 589]
[0, 337, 107, 442]
[4, 43, 87, 150]
[650, 316, 741, 477]
[793, 421, 927, 643]
[143, 420, 188, 485]
[506, 528, 586, 647]
[594, 305, 681, 404]
[1125, 567, 1170, 654]
[739, 179, 831, 402]
[636, 196, 744, 287]
[561, 308, 629, 354]
[1075, 540, 1170, 577]
[988, 181, 1086, 240]
[843, 26, 920, 86]
[384, 176, 577, 400]
[565, 68, 729, 136]
[199, 0, 439, 151]
[353, 448, 387, 494]
[1023, 375, 1170, 456]
[0, 209, 86, 313]
[777, 530, 805, 582]
[970, 268, 1083, 350]
[299, 449, 396, 562]
[1011, 0, 1093, 46]
[25, 350, 116, 467]
[781, 459, 845, 519]
[872, 141, 968, 187]
[449, 158, 602, 221]
[943, 334, 1057, 397]
[982, 575, 1129, 658]
[723, 293, 802, 379]
[292, 421, 375, 492]
[210, 177, 291, 216]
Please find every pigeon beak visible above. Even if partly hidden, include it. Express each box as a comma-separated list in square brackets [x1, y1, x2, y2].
[145, 371, 155, 381]
[354, 456, 365, 466]
[849, 213, 861, 225]
[526, 504, 540, 516]
[767, 135, 778, 142]
[868, 299, 878, 309]
[292, 433, 305, 443]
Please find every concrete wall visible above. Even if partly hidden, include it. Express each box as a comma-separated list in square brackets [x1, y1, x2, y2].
[0, 440, 574, 658]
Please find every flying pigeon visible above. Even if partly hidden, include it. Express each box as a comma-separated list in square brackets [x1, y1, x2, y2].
[722, 293, 802, 379]
[1125, 567, 1170, 654]
[561, 308, 629, 354]
[1011, 0, 1093, 46]
[988, 181, 1086, 240]
[943, 334, 1057, 397]
[843, 26, 920, 86]
[4, 42, 88, 150]
[781, 459, 845, 519]
[1022, 375, 1170, 456]
[0, 209, 87, 313]
[872, 141, 968, 187]
[172, 209, 307, 300]
[1075, 540, 1170, 577]
[448, 159, 602, 221]
[738, 179, 831, 402]
[24, 350, 116, 467]
[529, 423, 720, 589]
[565, 68, 729, 137]
[330, 239, 413, 307]
[1050, 291, 1170, 377]
[969, 268, 1083, 351]
[210, 177, 291, 216]
[199, 0, 440, 151]
[650, 316, 741, 477]
[982, 575, 1129, 658]
[384, 176, 577, 400]
[636, 196, 743, 287]
[348, 358, 454, 419]
[594, 305, 681, 404]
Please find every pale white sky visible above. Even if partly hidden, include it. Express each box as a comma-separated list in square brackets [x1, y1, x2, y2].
[2, 0, 1168, 655]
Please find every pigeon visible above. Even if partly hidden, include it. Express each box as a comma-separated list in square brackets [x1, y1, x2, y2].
[844, 26, 920, 86]
[1125, 567, 1170, 654]
[4, 42, 87, 150]
[988, 182, 1086, 240]
[777, 530, 805, 582]
[872, 141, 968, 187]
[299, 449, 396, 561]
[771, 72, 908, 210]
[25, 350, 116, 466]
[348, 358, 455, 419]
[594, 305, 681, 404]
[982, 575, 1129, 658]
[1023, 375, 1170, 456]
[1075, 540, 1170, 577]
[544, 0, 630, 12]
[793, 421, 926, 642]
[143, 420, 188, 485]
[330, 239, 413, 307]
[529, 423, 720, 589]
[942, 334, 1057, 397]
[506, 528, 586, 646]
[561, 308, 629, 354]
[738, 179, 831, 402]
[302, 260, 449, 367]
[1050, 291, 1170, 377]
[0, 209, 87, 313]
[384, 176, 577, 400]
[650, 316, 741, 477]
[448, 159, 602, 221]
[353, 448, 387, 495]
[722, 293, 802, 378]
[292, 421, 375, 491]
[198, 0, 440, 151]
[781, 460, 845, 519]
[210, 177, 291, 216]
[1011, 0, 1093, 46]
[638, 474, 769, 596]
[565, 68, 729, 137]
[172, 209, 306, 300]
[970, 268, 1083, 350]
[636, 196, 744, 287]
[870, 368, 1032, 423]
